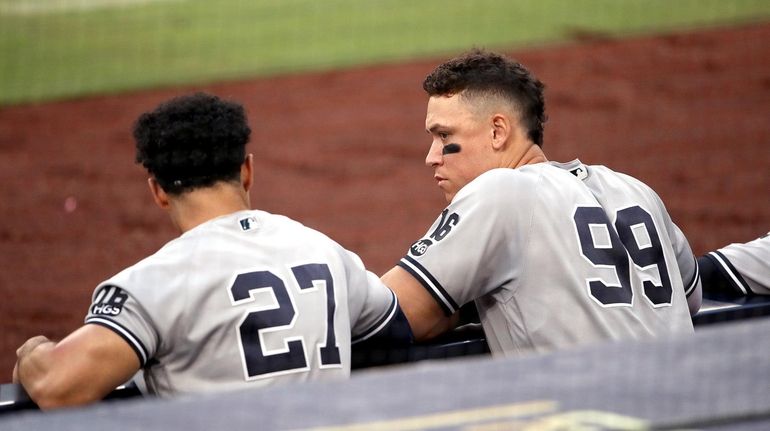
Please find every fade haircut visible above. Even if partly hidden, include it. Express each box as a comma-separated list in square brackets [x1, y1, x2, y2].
[422, 48, 547, 146]
[133, 92, 251, 195]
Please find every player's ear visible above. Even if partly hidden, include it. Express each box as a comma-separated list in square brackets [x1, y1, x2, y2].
[241, 154, 253, 193]
[490, 114, 511, 151]
[147, 177, 170, 209]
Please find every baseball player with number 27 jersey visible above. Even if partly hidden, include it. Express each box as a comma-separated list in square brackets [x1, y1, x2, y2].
[87, 209, 401, 396]
[13, 93, 411, 409]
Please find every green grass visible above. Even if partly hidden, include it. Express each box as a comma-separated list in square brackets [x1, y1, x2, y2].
[1, 0, 769, 105]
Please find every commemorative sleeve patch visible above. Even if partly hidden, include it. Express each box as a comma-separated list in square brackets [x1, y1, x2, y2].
[409, 239, 433, 257]
[90, 285, 129, 316]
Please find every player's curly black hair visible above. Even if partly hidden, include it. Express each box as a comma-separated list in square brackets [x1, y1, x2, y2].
[133, 92, 251, 195]
[423, 48, 547, 147]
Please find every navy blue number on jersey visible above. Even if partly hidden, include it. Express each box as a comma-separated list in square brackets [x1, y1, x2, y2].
[430, 209, 460, 241]
[574, 205, 673, 307]
[291, 264, 341, 366]
[229, 263, 340, 379]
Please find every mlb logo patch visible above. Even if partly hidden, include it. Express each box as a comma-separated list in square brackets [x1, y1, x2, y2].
[569, 164, 588, 180]
[239, 216, 258, 231]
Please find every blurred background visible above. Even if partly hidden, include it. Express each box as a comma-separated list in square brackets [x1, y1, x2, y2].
[2, 0, 770, 105]
[1, 0, 769, 378]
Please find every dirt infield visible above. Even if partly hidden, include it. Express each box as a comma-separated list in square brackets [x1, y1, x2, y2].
[1, 23, 768, 378]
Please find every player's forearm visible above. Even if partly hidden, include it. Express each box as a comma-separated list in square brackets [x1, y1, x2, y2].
[412, 312, 458, 341]
[14, 336, 67, 409]
[382, 267, 452, 341]
[15, 336, 104, 409]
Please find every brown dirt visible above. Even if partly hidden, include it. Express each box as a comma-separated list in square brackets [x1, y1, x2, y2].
[1, 23, 769, 378]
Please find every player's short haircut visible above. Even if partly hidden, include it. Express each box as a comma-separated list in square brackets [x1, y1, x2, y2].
[133, 92, 251, 195]
[423, 48, 547, 147]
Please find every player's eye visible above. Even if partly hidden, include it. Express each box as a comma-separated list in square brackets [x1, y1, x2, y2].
[438, 132, 449, 140]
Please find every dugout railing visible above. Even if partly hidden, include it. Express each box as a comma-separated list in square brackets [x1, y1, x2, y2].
[2, 293, 770, 414]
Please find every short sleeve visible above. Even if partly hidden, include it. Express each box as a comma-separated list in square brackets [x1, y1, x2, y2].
[711, 233, 770, 295]
[341, 249, 400, 343]
[650, 191, 700, 297]
[396, 169, 525, 315]
[84, 284, 159, 366]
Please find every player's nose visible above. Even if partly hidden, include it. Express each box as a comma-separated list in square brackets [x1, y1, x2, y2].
[425, 140, 443, 167]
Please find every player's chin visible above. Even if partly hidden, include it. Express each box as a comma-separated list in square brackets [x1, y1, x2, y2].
[436, 180, 456, 203]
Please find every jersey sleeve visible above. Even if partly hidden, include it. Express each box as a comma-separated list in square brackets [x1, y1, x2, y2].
[341, 248, 411, 344]
[397, 170, 523, 316]
[644, 186, 701, 299]
[666, 219, 701, 298]
[700, 232, 770, 297]
[84, 283, 159, 367]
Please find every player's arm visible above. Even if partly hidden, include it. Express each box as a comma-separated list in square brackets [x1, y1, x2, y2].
[13, 324, 140, 410]
[659, 207, 702, 315]
[381, 266, 458, 341]
[677, 250, 702, 316]
[698, 233, 770, 298]
[697, 253, 744, 299]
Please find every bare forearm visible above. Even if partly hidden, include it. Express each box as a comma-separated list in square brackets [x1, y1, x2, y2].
[13, 327, 139, 409]
[14, 336, 66, 408]
[381, 266, 455, 341]
[418, 312, 459, 341]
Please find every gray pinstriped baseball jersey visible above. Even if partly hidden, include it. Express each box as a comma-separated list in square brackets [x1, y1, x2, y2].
[399, 160, 699, 357]
[706, 232, 770, 295]
[85, 210, 399, 396]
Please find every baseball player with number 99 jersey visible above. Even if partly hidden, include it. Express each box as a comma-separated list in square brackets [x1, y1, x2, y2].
[381, 49, 701, 357]
[397, 162, 700, 355]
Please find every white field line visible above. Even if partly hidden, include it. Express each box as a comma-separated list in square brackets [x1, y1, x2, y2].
[0, 0, 185, 15]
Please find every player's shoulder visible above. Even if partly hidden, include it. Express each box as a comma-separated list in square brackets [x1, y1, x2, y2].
[583, 163, 652, 189]
[199, 208, 327, 245]
[99, 235, 193, 295]
[242, 209, 357, 264]
[99, 211, 267, 291]
[573, 162, 666, 206]
[460, 165, 547, 197]
[447, 167, 554, 223]
[257, 209, 346, 247]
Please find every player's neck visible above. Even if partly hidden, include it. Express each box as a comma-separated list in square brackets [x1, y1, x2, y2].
[168, 183, 251, 233]
[504, 143, 548, 169]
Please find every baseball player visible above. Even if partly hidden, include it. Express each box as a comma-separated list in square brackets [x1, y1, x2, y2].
[381, 49, 702, 356]
[698, 232, 770, 298]
[13, 93, 411, 409]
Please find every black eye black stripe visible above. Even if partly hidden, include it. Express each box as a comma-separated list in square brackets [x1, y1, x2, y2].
[442, 143, 461, 155]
